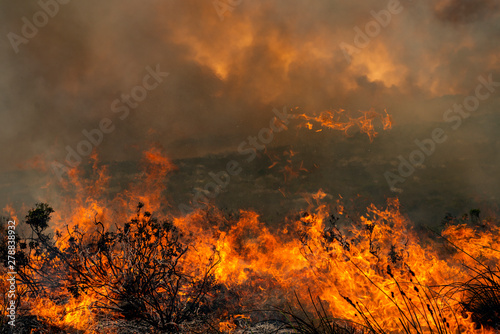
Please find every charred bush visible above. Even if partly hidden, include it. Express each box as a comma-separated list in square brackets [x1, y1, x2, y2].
[16, 203, 222, 332]
[457, 268, 500, 330]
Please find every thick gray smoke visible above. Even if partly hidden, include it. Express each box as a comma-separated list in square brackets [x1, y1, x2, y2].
[1, 0, 499, 225]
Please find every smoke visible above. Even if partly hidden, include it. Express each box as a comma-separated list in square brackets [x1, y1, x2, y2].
[433, 0, 499, 23]
[1, 0, 499, 223]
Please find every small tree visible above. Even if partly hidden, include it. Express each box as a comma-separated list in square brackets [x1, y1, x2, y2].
[26, 203, 54, 234]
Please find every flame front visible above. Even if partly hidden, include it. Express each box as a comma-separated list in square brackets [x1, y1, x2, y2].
[1, 147, 498, 333]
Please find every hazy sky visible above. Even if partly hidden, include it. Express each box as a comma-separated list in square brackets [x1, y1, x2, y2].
[1, 0, 499, 218]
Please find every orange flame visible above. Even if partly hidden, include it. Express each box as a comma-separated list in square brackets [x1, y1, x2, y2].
[297, 108, 393, 141]
[2, 148, 498, 333]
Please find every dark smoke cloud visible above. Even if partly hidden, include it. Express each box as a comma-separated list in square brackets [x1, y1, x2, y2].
[0, 0, 499, 223]
[434, 0, 499, 23]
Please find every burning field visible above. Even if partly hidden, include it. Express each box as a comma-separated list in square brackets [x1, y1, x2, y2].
[1, 0, 500, 333]
[3, 126, 500, 333]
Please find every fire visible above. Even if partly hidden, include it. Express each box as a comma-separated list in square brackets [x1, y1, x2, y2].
[173, 194, 497, 333]
[297, 108, 393, 141]
[1, 147, 499, 333]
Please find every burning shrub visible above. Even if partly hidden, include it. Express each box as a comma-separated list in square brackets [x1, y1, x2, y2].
[26, 203, 54, 234]
[457, 268, 500, 330]
[16, 203, 222, 333]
